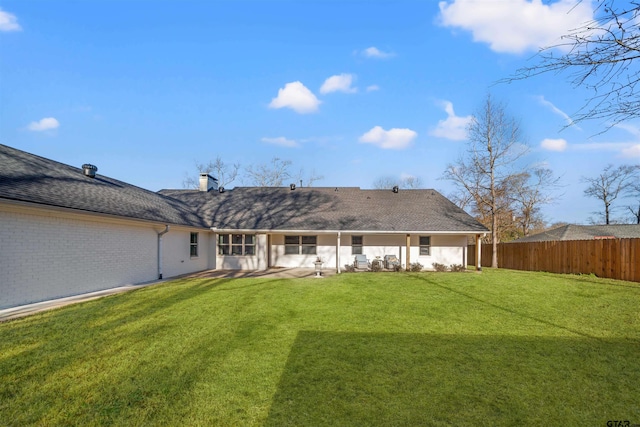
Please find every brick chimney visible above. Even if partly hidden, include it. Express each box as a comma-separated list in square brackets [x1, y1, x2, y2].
[199, 173, 218, 192]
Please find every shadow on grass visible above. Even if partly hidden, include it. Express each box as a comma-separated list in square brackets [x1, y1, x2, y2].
[59, 277, 278, 333]
[0, 277, 283, 425]
[266, 331, 640, 426]
[414, 275, 603, 339]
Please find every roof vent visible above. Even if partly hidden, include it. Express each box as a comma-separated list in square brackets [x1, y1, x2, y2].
[82, 164, 97, 178]
[392, 186, 399, 193]
[290, 183, 296, 190]
[218, 187, 225, 193]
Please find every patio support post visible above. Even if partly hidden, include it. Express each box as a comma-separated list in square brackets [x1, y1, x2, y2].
[476, 234, 482, 271]
[337, 231, 341, 273]
[406, 234, 411, 271]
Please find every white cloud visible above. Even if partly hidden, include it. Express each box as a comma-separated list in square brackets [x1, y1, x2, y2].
[359, 126, 417, 149]
[614, 122, 640, 138]
[535, 95, 581, 130]
[320, 74, 357, 94]
[366, 85, 380, 92]
[603, 124, 640, 157]
[269, 81, 321, 114]
[261, 136, 298, 148]
[429, 100, 472, 141]
[622, 144, 640, 158]
[438, 0, 594, 54]
[572, 142, 631, 152]
[362, 46, 394, 59]
[27, 117, 59, 132]
[0, 8, 21, 32]
[540, 138, 568, 152]
[557, 124, 640, 157]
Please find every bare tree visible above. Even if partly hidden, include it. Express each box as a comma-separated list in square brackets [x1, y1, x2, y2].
[373, 175, 423, 189]
[447, 189, 474, 211]
[244, 157, 292, 187]
[506, 2, 640, 128]
[582, 164, 638, 224]
[182, 156, 240, 189]
[442, 94, 527, 268]
[628, 203, 640, 224]
[508, 168, 561, 237]
[293, 168, 324, 187]
[373, 176, 398, 189]
[624, 169, 640, 223]
[401, 175, 423, 189]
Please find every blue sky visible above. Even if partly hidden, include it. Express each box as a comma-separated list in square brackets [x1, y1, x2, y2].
[2, 0, 639, 225]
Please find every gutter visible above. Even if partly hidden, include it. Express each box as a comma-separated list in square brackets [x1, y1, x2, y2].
[210, 228, 488, 235]
[157, 225, 170, 279]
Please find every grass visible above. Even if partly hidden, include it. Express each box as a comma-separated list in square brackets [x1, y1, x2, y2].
[1, 269, 639, 426]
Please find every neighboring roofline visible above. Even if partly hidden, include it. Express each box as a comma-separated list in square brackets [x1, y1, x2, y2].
[211, 227, 488, 235]
[0, 197, 211, 230]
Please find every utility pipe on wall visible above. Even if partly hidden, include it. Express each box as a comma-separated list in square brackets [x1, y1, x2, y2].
[157, 225, 170, 279]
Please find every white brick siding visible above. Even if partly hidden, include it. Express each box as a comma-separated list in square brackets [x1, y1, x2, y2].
[265, 233, 469, 270]
[162, 230, 212, 277]
[0, 204, 211, 309]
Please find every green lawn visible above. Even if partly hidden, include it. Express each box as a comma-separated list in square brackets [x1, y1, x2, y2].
[1, 269, 639, 426]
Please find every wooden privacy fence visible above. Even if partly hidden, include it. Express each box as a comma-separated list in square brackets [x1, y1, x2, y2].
[468, 238, 640, 283]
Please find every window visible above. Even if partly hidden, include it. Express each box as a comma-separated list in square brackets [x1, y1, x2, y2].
[231, 234, 243, 255]
[301, 236, 317, 255]
[218, 234, 255, 256]
[218, 234, 230, 255]
[284, 235, 300, 254]
[190, 232, 199, 257]
[285, 235, 317, 255]
[419, 236, 431, 256]
[352, 235, 363, 255]
[244, 234, 256, 255]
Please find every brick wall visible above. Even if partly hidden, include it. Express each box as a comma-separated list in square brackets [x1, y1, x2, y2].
[0, 204, 211, 309]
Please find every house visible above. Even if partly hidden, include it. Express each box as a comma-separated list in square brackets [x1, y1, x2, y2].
[0, 144, 488, 309]
[0, 144, 213, 309]
[160, 184, 488, 273]
[512, 224, 640, 243]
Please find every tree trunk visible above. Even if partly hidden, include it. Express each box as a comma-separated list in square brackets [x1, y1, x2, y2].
[491, 212, 498, 268]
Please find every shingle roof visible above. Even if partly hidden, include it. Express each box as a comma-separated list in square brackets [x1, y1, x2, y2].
[0, 144, 207, 228]
[0, 144, 488, 233]
[159, 186, 489, 233]
[512, 224, 640, 242]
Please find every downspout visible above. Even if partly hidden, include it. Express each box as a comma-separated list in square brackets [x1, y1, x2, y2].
[157, 225, 170, 279]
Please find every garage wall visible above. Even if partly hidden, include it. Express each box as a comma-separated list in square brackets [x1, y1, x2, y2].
[0, 204, 210, 309]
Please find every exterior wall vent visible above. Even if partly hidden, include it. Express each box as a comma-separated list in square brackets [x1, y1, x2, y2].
[82, 164, 98, 178]
[392, 186, 399, 193]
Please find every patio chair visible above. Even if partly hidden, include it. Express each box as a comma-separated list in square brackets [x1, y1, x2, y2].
[384, 255, 400, 270]
[354, 254, 371, 270]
